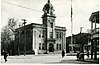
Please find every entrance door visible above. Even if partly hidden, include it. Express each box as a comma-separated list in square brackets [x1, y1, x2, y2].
[49, 43, 54, 52]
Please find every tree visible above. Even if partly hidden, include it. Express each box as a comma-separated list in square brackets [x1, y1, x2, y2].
[7, 18, 18, 32]
[1, 26, 11, 51]
[1, 18, 18, 55]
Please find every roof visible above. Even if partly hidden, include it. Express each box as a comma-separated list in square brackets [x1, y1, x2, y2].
[16, 23, 66, 31]
[66, 33, 90, 39]
[55, 26, 66, 31]
[89, 11, 99, 23]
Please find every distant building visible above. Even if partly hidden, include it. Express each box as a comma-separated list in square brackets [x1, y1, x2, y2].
[66, 33, 91, 53]
[89, 11, 99, 60]
[15, 0, 66, 55]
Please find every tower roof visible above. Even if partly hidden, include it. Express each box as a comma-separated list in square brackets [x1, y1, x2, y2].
[43, 0, 55, 14]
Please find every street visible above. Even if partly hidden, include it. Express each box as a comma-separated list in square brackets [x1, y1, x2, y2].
[1, 54, 97, 64]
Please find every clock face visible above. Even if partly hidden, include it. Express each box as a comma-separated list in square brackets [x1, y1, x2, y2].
[48, 18, 55, 23]
[51, 19, 55, 22]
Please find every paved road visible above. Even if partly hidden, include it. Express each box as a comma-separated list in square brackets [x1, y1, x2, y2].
[1, 54, 98, 64]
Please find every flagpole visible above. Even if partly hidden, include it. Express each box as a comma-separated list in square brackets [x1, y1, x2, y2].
[71, 0, 73, 54]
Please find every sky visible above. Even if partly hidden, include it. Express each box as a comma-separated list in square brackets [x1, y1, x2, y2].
[1, 0, 99, 37]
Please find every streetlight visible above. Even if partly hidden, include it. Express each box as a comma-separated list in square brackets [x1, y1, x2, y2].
[80, 27, 83, 53]
[21, 19, 27, 56]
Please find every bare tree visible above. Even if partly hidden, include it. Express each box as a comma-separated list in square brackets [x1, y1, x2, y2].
[1, 18, 18, 55]
[8, 18, 18, 32]
[1, 26, 11, 50]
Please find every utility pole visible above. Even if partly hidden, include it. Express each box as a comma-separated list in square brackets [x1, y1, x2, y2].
[21, 19, 27, 56]
[18, 24, 21, 55]
[80, 27, 83, 53]
[71, 0, 73, 53]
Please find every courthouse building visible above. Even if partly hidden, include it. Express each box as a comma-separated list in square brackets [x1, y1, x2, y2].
[15, 0, 66, 54]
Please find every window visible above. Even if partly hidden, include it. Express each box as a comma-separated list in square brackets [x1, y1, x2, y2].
[58, 33, 60, 39]
[56, 44, 62, 50]
[42, 44, 44, 50]
[56, 44, 59, 50]
[59, 44, 61, 50]
[39, 31, 41, 38]
[42, 36, 44, 38]
[42, 31, 44, 38]
[60, 33, 62, 39]
[39, 35, 41, 37]
[56, 32, 62, 39]
[56, 32, 59, 38]
[39, 43, 41, 50]
[50, 23, 53, 28]
[50, 32, 53, 38]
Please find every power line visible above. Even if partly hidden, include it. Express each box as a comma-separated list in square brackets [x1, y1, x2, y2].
[2, 1, 68, 18]
[2, 1, 42, 13]
[2, 1, 70, 18]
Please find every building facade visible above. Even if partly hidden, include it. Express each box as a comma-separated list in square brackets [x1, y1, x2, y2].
[66, 33, 91, 53]
[15, 0, 66, 54]
[89, 11, 99, 60]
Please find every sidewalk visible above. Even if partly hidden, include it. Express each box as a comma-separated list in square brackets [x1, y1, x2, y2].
[84, 58, 99, 63]
[76, 55, 99, 64]
[1, 54, 99, 64]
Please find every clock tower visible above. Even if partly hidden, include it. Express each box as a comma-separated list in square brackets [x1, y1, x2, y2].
[42, 0, 56, 53]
